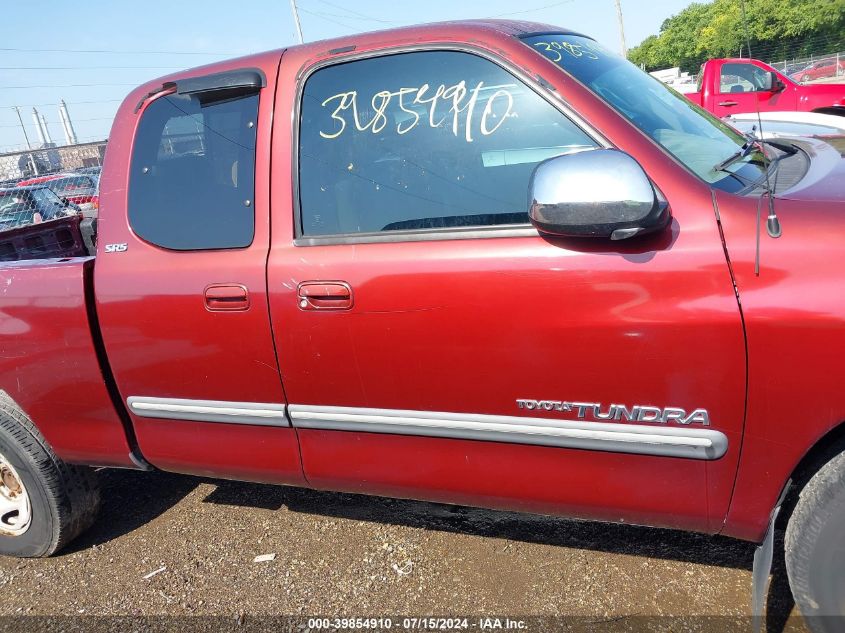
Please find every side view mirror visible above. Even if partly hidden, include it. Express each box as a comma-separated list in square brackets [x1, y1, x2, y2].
[528, 149, 671, 241]
[762, 71, 785, 93]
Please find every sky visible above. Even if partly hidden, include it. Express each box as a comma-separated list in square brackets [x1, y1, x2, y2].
[0, 0, 697, 153]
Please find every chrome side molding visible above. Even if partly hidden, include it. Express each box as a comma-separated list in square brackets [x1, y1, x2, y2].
[127, 397, 288, 427]
[288, 405, 728, 460]
[125, 398, 728, 460]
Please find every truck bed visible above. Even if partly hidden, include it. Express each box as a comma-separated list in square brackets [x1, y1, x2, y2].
[0, 216, 95, 262]
[0, 257, 136, 467]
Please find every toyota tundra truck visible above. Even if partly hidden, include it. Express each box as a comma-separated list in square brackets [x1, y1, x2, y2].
[1, 20, 844, 627]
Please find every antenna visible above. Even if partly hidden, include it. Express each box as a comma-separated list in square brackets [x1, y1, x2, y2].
[740, 0, 781, 252]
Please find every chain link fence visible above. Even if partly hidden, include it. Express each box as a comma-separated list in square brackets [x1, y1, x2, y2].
[769, 51, 845, 83]
[0, 140, 106, 185]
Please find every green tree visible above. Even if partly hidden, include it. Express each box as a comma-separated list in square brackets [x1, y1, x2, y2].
[628, 0, 845, 72]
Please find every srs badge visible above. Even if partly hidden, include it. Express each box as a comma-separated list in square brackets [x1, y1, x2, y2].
[515, 399, 711, 425]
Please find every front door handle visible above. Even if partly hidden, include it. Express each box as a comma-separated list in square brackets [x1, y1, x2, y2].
[204, 284, 250, 311]
[298, 281, 353, 310]
[718, 100, 739, 107]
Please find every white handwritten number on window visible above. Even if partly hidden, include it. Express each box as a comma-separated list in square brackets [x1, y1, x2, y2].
[532, 41, 600, 63]
[318, 81, 515, 142]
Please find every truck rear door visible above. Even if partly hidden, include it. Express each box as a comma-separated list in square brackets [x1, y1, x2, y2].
[267, 42, 747, 533]
[95, 56, 304, 485]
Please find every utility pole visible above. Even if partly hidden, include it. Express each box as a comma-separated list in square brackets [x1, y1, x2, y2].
[289, 0, 304, 44]
[12, 106, 39, 176]
[614, 0, 627, 58]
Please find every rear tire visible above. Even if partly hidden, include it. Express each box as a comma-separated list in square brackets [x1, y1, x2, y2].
[785, 449, 845, 630]
[0, 395, 100, 557]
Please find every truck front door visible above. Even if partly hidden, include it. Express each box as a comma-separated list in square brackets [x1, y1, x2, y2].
[268, 44, 747, 533]
[714, 61, 797, 116]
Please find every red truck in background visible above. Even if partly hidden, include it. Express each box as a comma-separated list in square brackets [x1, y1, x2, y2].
[1, 21, 845, 628]
[686, 57, 845, 117]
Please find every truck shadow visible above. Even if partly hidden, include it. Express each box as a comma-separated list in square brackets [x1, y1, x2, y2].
[68, 468, 796, 632]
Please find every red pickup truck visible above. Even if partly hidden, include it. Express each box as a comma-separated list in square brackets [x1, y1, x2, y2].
[1, 21, 844, 625]
[686, 57, 845, 117]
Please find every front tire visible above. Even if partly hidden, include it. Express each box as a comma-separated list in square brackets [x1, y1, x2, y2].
[0, 396, 100, 557]
[786, 449, 845, 629]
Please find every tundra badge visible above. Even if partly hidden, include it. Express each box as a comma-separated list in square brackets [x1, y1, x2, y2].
[516, 399, 711, 425]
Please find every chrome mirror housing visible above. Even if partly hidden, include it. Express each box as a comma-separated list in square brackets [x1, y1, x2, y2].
[528, 149, 671, 240]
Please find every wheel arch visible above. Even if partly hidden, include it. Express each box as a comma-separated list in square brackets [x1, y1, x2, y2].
[777, 418, 845, 528]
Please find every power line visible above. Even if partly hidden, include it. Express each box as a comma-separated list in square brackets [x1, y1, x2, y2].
[0, 46, 234, 55]
[0, 65, 182, 70]
[488, 0, 575, 18]
[0, 99, 124, 108]
[0, 116, 115, 129]
[0, 135, 107, 152]
[1, 83, 138, 89]
[301, 8, 390, 24]
[298, 7, 359, 30]
[308, 0, 395, 24]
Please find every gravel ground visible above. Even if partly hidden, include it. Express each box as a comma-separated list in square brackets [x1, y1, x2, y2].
[0, 468, 810, 632]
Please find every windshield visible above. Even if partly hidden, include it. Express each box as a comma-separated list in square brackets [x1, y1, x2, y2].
[48, 176, 95, 196]
[520, 34, 769, 192]
[29, 187, 62, 206]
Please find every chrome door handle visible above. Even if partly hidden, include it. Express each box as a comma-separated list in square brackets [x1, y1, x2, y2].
[718, 101, 739, 107]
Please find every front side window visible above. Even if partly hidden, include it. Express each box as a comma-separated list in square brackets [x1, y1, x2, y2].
[719, 63, 770, 93]
[128, 89, 258, 250]
[298, 51, 597, 237]
[522, 34, 769, 192]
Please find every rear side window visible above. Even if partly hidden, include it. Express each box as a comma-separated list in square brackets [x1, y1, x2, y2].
[298, 51, 597, 237]
[128, 90, 258, 250]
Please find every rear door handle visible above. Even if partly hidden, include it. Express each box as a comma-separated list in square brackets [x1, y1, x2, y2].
[718, 101, 739, 107]
[204, 284, 250, 311]
[298, 281, 353, 310]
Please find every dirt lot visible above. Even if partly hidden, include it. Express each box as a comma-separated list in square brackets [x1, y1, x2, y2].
[0, 468, 810, 631]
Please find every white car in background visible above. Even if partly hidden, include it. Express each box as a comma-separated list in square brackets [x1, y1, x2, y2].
[724, 111, 845, 139]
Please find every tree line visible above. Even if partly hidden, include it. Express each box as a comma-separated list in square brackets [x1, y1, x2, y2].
[628, 0, 845, 72]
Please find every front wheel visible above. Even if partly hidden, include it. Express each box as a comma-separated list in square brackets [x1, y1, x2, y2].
[0, 396, 100, 557]
[786, 449, 845, 630]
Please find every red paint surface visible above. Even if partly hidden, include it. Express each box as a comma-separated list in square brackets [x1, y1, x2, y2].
[687, 58, 845, 117]
[0, 258, 133, 467]
[133, 419, 303, 485]
[715, 178, 845, 540]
